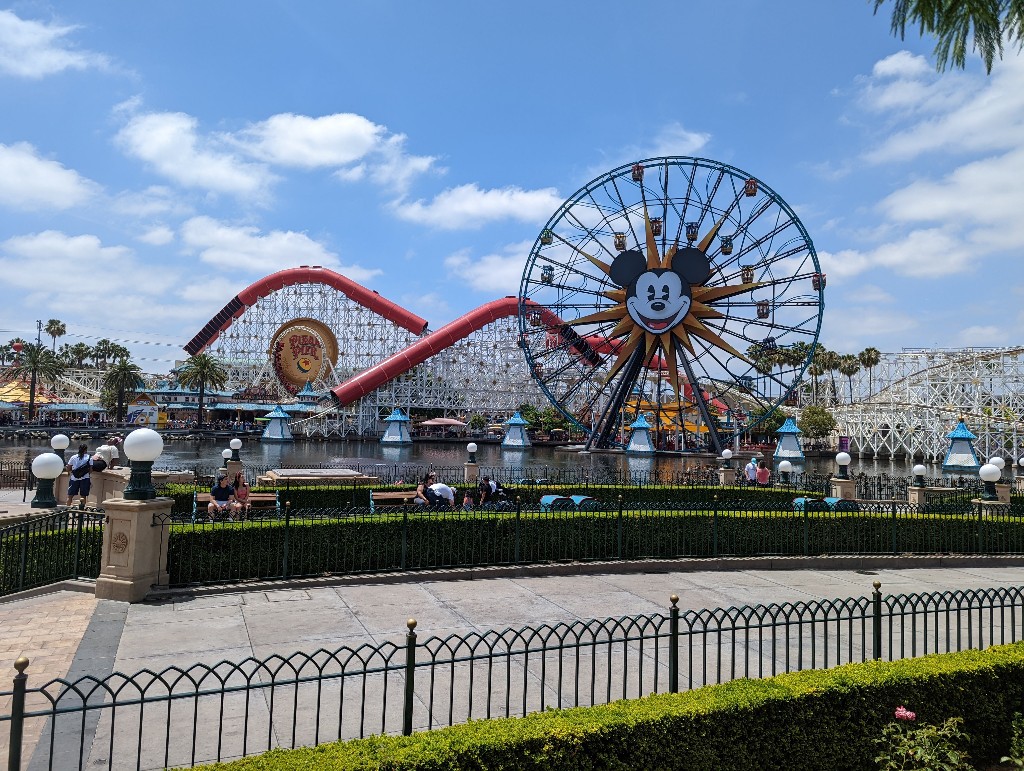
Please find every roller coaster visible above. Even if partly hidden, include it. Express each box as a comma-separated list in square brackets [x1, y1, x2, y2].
[832, 347, 1024, 463]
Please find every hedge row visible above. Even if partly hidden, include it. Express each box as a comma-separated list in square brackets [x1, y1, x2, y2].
[160, 482, 830, 517]
[0, 525, 103, 596]
[165, 507, 1024, 585]
[197, 640, 1024, 770]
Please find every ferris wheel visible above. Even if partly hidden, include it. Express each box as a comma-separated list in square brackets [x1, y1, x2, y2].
[518, 156, 824, 452]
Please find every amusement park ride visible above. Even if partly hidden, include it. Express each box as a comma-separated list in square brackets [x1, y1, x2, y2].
[179, 156, 826, 447]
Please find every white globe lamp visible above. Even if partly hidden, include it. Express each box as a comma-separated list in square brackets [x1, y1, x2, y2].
[778, 459, 793, 485]
[30, 452, 65, 508]
[912, 464, 927, 488]
[979, 463, 1001, 501]
[122, 428, 164, 500]
[721, 448, 733, 468]
[466, 442, 478, 464]
[229, 437, 243, 461]
[50, 433, 70, 461]
[835, 452, 852, 480]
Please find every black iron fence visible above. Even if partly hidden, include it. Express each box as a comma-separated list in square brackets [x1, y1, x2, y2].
[0, 460, 30, 491]
[2, 583, 1022, 769]
[155, 498, 1024, 589]
[0, 509, 104, 598]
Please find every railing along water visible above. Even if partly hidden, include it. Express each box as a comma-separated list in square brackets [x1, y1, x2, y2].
[1, 584, 1022, 769]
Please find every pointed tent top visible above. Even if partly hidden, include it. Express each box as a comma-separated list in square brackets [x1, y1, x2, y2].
[263, 404, 293, 419]
[776, 417, 802, 435]
[384, 408, 410, 422]
[947, 420, 977, 440]
[505, 411, 529, 426]
[629, 413, 652, 430]
[296, 380, 320, 399]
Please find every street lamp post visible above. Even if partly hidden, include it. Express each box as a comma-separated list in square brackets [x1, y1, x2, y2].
[979, 463, 1001, 502]
[778, 460, 792, 486]
[50, 434, 70, 462]
[122, 428, 164, 500]
[988, 456, 1005, 483]
[229, 437, 242, 462]
[835, 452, 852, 480]
[30, 452, 64, 508]
[721, 448, 733, 469]
[912, 464, 927, 488]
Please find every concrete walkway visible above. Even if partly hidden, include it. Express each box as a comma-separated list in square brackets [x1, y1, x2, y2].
[3, 565, 1024, 769]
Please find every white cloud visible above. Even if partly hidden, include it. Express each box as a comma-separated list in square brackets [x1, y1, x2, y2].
[116, 112, 275, 198]
[179, 216, 381, 282]
[0, 10, 109, 78]
[395, 184, 561, 230]
[137, 225, 174, 245]
[0, 231, 199, 322]
[639, 122, 711, 157]
[444, 241, 531, 292]
[237, 113, 382, 167]
[954, 324, 1008, 346]
[0, 142, 98, 209]
[400, 291, 449, 319]
[819, 228, 973, 280]
[820, 305, 919, 351]
[112, 186, 193, 218]
[861, 51, 1024, 163]
[234, 112, 436, 194]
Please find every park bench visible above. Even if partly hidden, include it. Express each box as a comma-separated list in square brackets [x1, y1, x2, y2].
[369, 490, 419, 512]
[193, 490, 279, 521]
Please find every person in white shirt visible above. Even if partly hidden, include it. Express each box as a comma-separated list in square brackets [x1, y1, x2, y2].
[744, 459, 758, 487]
[428, 482, 456, 507]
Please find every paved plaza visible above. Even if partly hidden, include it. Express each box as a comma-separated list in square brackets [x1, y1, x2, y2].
[1, 564, 1023, 768]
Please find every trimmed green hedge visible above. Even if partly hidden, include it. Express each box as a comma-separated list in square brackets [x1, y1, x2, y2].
[197, 641, 1024, 770]
[165, 506, 1024, 585]
[0, 525, 103, 595]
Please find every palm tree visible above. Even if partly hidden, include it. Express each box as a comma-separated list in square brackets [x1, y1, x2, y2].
[7, 343, 64, 421]
[806, 361, 825, 405]
[873, 0, 1024, 73]
[103, 358, 145, 422]
[858, 347, 882, 397]
[92, 339, 114, 369]
[69, 343, 92, 368]
[838, 355, 861, 404]
[44, 319, 66, 352]
[176, 353, 229, 429]
[815, 348, 841, 406]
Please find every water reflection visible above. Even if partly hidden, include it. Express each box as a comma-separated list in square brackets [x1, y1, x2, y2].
[0, 437, 1003, 478]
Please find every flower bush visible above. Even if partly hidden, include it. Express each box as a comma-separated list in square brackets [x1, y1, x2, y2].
[875, 706, 972, 770]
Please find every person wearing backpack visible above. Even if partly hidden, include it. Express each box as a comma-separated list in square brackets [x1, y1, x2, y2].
[66, 444, 92, 508]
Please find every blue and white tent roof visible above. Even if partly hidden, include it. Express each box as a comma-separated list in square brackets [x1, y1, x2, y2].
[384, 408, 410, 422]
[262, 405, 293, 419]
[296, 381, 322, 400]
[629, 414, 651, 430]
[505, 411, 529, 426]
[775, 417, 802, 435]
[947, 420, 977, 440]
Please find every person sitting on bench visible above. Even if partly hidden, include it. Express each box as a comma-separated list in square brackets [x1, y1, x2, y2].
[208, 474, 241, 520]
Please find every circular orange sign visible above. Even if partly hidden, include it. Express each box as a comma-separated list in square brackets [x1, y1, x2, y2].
[269, 318, 339, 392]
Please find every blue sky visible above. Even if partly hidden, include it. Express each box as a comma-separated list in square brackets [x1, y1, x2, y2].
[0, 1, 1021, 372]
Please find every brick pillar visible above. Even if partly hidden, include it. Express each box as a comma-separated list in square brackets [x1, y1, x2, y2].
[94, 496, 172, 603]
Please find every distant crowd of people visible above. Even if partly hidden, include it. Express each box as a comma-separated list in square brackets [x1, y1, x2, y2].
[413, 472, 507, 509]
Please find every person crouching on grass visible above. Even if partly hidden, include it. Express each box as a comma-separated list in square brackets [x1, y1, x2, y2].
[208, 474, 241, 521]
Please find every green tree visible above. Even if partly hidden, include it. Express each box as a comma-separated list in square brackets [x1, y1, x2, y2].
[91, 339, 114, 369]
[103, 358, 145, 422]
[815, 348, 840, 406]
[858, 346, 882, 396]
[44, 319, 66, 352]
[7, 343, 65, 421]
[69, 343, 92, 368]
[176, 353, 229, 429]
[748, 406, 788, 439]
[873, 0, 1024, 73]
[838, 354, 861, 404]
[467, 414, 487, 431]
[516, 403, 542, 428]
[797, 404, 838, 441]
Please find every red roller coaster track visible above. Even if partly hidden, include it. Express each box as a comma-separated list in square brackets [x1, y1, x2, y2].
[183, 266, 429, 356]
[331, 297, 561, 406]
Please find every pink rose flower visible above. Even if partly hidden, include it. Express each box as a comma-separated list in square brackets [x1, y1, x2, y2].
[894, 705, 916, 721]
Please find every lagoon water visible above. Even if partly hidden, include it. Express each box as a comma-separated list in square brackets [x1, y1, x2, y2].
[0, 437, 963, 478]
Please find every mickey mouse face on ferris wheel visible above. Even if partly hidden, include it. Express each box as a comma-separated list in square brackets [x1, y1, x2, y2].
[609, 247, 711, 335]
